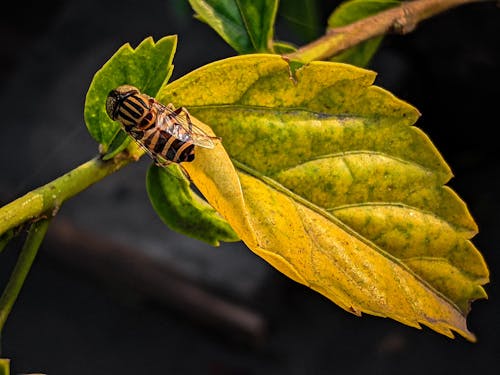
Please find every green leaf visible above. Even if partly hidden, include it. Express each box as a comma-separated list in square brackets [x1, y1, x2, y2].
[146, 164, 239, 246]
[158, 54, 489, 341]
[189, 0, 278, 53]
[84, 35, 177, 150]
[278, 0, 322, 42]
[328, 0, 400, 67]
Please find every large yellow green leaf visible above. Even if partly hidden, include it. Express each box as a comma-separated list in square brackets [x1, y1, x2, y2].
[157, 54, 488, 341]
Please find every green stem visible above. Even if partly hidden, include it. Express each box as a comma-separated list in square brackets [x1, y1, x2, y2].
[0, 144, 141, 337]
[0, 219, 50, 332]
[285, 0, 483, 63]
[0, 155, 134, 235]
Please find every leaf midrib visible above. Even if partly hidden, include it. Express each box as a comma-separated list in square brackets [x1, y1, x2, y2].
[233, 157, 409, 259]
[232, 157, 464, 314]
[188, 103, 408, 121]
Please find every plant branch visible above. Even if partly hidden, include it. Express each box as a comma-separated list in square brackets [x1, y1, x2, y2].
[285, 0, 483, 63]
[0, 219, 50, 332]
[0, 154, 135, 236]
[0, 150, 140, 331]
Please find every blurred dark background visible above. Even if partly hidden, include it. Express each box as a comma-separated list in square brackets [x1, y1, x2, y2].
[0, 0, 499, 374]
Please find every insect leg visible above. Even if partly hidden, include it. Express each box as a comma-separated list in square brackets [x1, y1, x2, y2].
[154, 157, 172, 168]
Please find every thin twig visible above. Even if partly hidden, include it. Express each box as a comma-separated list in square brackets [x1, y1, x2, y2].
[0, 218, 51, 332]
[0, 154, 134, 236]
[285, 0, 484, 63]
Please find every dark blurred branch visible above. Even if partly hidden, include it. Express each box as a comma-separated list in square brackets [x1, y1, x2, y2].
[46, 219, 267, 345]
[285, 0, 484, 63]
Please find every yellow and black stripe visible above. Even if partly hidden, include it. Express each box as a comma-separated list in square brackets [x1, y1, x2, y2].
[106, 85, 195, 164]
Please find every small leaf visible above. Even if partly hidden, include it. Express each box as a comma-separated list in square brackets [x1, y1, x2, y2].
[0, 358, 10, 375]
[188, 0, 278, 53]
[84, 35, 177, 150]
[158, 54, 489, 341]
[146, 164, 239, 246]
[328, 0, 400, 67]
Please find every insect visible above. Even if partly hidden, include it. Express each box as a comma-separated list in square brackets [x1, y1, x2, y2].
[105, 85, 218, 166]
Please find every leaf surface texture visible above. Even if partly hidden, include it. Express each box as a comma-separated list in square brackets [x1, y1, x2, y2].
[158, 54, 489, 341]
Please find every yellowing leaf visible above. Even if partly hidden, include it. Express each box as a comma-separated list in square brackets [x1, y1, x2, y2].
[157, 54, 489, 341]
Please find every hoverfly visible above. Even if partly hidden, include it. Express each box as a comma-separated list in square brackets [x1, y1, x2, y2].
[105, 85, 218, 166]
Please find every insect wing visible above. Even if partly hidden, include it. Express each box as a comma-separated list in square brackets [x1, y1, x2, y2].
[130, 133, 172, 167]
[154, 102, 216, 149]
[184, 121, 217, 149]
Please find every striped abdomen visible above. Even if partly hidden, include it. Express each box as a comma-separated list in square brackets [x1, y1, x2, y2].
[106, 85, 195, 164]
[135, 125, 196, 164]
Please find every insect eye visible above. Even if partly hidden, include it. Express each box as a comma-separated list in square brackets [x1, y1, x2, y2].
[106, 91, 120, 120]
[105, 85, 140, 120]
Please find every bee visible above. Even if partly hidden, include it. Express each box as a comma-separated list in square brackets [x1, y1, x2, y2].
[105, 85, 218, 166]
